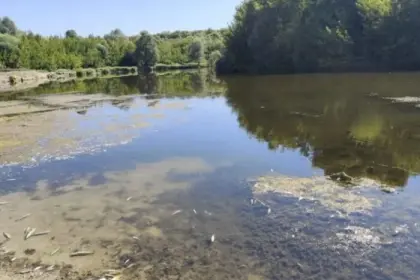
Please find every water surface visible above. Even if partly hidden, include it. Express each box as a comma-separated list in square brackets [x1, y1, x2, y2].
[1, 71, 420, 279]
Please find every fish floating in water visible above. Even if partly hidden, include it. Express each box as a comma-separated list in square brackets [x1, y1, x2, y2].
[3, 232, 11, 240]
[24, 228, 36, 240]
[172, 210, 182, 216]
[23, 227, 49, 240]
[70, 250, 94, 257]
[50, 247, 60, 256]
[15, 213, 31, 222]
[32, 230, 50, 237]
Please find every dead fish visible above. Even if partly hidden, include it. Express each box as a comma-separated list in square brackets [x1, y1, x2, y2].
[19, 269, 32, 274]
[172, 210, 182, 216]
[210, 234, 215, 243]
[24, 228, 36, 240]
[103, 269, 121, 275]
[70, 250, 94, 257]
[132, 236, 140, 240]
[193, 209, 197, 214]
[126, 263, 135, 269]
[126, 197, 133, 201]
[3, 232, 11, 240]
[32, 230, 50, 237]
[267, 208, 271, 215]
[15, 213, 31, 222]
[250, 199, 255, 205]
[46, 265, 55, 272]
[33, 266, 42, 271]
[50, 247, 60, 256]
[204, 210, 213, 216]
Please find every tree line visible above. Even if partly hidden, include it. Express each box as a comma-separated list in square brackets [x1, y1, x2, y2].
[0, 17, 225, 72]
[217, 0, 420, 74]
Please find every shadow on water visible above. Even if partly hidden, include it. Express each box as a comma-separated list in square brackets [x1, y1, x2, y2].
[0, 70, 225, 101]
[224, 72, 420, 187]
[2, 71, 420, 279]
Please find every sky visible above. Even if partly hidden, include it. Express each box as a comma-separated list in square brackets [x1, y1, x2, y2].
[2, 0, 242, 36]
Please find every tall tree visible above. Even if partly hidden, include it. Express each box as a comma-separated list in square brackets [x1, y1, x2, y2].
[134, 31, 159, 72]
[105, 29, 125, 40]
[188, 38, 205, 65]
[65, 29, 78, 38]
[0, 17, 17, 35]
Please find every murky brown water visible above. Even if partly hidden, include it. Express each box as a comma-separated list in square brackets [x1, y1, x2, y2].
[1, 71, 420, 279]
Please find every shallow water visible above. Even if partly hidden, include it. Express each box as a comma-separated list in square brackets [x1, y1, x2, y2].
[1, 71, 420, 279]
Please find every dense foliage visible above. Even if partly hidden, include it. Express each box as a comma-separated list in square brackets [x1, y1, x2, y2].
[135, 31, 159, 72]
[218, 0, 420, 73]
[0, 17, 225, 71]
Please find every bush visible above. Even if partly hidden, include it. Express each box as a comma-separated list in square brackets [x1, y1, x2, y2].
[9, 75, 17, 85]
[100, 68, 110, 76]
[85, 68, 95, 77]
[154, 63, 203, 71]
[76, 69, 85, 78]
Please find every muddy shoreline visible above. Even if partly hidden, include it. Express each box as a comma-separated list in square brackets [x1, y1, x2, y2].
[0, 68, 138, 94]
[0, 70, 76, 93]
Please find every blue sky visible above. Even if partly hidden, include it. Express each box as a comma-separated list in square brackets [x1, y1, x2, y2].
[2, 0, 242, 36]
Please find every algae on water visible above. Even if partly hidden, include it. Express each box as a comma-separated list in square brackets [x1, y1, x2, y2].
[253, 175, 382, 214]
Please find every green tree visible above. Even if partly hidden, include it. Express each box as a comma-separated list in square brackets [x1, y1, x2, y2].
[0, 17, 17, 35]
[105, 29, 125, 40]
[134, 31, 159, 72]
[65, 29, 78, 38]
[188, 38, 205, 64]
[0, 16, 226, 71]
[0, 34, 19, 68]
[208, 50, 222, 69]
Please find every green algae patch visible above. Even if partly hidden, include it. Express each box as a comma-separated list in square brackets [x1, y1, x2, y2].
[253, 175, 382, 214]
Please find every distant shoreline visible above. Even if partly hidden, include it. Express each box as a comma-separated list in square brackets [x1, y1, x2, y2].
[0, 64, 207, 93]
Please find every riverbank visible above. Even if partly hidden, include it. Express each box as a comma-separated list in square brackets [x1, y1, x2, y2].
[0, 70, 72, 93]
[0, 67, 138, 93]
[154, 63, 207, 71]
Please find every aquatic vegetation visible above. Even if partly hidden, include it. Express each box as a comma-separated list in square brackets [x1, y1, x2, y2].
[253, 175, 381, 214]
[349, 114, 385, 142]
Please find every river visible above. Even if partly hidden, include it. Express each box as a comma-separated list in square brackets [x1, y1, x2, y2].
[1, 71, 420, 279]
